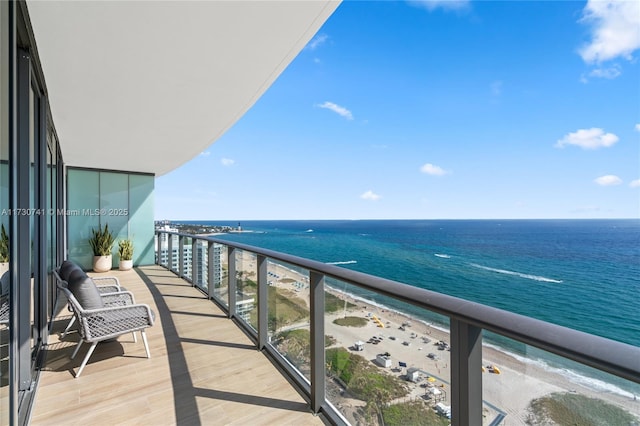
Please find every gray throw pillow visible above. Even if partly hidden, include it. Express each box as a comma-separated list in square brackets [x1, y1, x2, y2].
[67, 269, 104, 310]
[59, 260, 82, 281]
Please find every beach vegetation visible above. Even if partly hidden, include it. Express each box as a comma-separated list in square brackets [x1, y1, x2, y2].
[267, 287, 309, 329]
[325, 334, 337, 346]
[333, 316, 368, 327]
[526, 392, 638, 426]
[382, 401, 449, 426]
[325, 292, 357, 313]
[272, 329, 336, 377]
[261, 286, 359, 330]
[239, 277, 257, 289]
[274, 329, 311, 373]
[326, 347, 408, 403]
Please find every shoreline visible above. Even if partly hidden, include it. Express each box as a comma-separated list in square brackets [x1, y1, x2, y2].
[325, 294, 640, 424]
[237, 251, 640, 424]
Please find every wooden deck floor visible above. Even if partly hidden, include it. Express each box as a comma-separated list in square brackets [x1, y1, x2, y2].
[31, 265, 324, 426]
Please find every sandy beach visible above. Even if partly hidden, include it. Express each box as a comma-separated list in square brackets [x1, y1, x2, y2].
[235, 251, 640, 425]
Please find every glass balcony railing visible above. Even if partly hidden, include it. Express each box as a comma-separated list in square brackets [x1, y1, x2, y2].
[193, 239, 207, 292]
[155, 230, 640, 426]
[267, 259, 311, 381]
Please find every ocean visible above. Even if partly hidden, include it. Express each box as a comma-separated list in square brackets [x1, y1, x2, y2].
[180, 219, 640, 395]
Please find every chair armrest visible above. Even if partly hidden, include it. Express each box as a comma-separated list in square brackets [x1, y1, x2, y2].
[80, 304, 154, 342]
[101, 291, 136, 307]
[96, 284, 121, 294]
[92, 276, 121, 288]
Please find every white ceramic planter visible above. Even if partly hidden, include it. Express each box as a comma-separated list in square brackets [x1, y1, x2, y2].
[119, 259, 133, 271]
[93, 255, 112, 273]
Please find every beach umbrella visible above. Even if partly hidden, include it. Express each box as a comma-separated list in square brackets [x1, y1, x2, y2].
[428, 376, 436, 383]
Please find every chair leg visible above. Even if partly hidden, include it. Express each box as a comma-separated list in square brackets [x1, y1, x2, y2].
[141, 331, 150, 359]
[71, 340, 83, 359]
[61, 316, 76, 339]
[75, 342, 97, 378]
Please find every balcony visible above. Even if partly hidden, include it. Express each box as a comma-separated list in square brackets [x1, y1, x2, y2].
[33, 231, 640, 425]
[33, 265, 323, 425]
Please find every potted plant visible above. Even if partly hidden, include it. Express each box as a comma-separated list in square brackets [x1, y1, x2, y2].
[88, 223, 115, 272]
[118, 238, 134, 271]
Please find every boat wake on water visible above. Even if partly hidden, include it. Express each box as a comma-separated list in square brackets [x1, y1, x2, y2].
[469, 263, 563, 283]
[434, 253, 451, 259]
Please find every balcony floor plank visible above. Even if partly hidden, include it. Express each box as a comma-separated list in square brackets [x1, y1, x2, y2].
[31, 265, 323, 425]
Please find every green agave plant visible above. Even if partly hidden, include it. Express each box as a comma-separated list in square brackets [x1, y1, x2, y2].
[88, 223, 115, 256]
[118, 239, 134, 261]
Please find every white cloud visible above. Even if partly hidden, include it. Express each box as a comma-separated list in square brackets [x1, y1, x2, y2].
[588, 65, 622, 79]
[579, 0, 640, 63]
[200, 151, 210, 157]
[306, 34, 328, 51]
[594, 175, 622, 186]
[420, 163, 449, 176]
[629, 179, 640, 188]
[408, 0, 470, 12]
[316, 101, 354, 120]
[555, 128, 619, 149]
[635, 124, 640, 132]
[360, 190, 381, 201]
[221, 158, 235, 166]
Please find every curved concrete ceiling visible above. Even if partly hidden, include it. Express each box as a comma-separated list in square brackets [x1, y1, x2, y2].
[27, 1, 339, 176]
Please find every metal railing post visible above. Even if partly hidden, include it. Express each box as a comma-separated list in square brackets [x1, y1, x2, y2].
[207, 241, 215, 299]
[155, 232, 160, 265]
[450, 318, 483, 426]
[227, 247, 237, 319]
[167, 233, 173, 271]
[257, 255, 268, 350]
[191, 238, 198, 286]
[178, 235, 184, 278]
[309, 271, 325, 414]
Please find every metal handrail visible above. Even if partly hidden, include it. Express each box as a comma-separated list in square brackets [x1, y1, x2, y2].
[159, 230, 640, 384]
[158, 230, 640, 383]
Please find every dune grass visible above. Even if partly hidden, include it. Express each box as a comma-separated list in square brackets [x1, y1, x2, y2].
[333, 316, 369, 327]
[382, 401, 449, 426]
[527, 392, 638, 426]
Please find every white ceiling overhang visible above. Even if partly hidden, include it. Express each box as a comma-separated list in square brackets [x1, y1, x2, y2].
[27, 1, 340, 175]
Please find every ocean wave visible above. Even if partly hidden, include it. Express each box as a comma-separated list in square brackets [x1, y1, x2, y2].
[469, 263, 563, 283]
[326, 260, 358, 265]
[434, 253, 451, 259]
[483, 343, 637, 399]
[305, 229, 313, 233]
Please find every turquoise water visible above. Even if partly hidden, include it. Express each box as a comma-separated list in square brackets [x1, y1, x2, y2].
[178, 219, 640, 395]
[188, 219, 639, 346]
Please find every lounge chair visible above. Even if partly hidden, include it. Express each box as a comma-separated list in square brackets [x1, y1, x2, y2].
[56, 277, 154, 377]
[51, 261, 126, 338]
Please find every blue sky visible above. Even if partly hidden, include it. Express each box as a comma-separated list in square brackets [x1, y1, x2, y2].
[156, 0, 640, 220]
